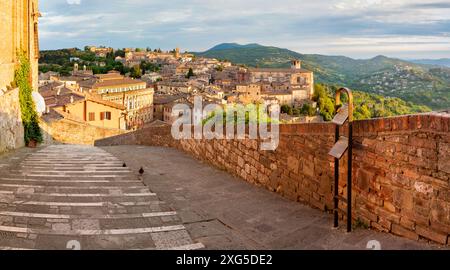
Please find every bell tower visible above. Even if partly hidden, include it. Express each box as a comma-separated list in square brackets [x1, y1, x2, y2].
[291, 60, 302, 70]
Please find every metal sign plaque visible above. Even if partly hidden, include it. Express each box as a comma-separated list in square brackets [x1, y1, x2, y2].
[332, 105, 349, 126]
[329, 136, 349, 159]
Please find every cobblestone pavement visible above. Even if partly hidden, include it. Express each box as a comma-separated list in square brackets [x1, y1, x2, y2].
[0, 145, 203, 250]
[104, 146, 448, 250]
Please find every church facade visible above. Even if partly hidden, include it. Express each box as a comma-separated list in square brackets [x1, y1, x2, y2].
[0, 0, 40, 93]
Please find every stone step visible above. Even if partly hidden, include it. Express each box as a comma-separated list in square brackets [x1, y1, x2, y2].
[8, 170, 132, 174]
[0, 211, 177, 220]
[14, 192, 156, 198]
[0, 178, 141, 184]
[0, 145, 197, 250]
[0, 184, 148, 192]
[2, 174, 134, 179]
[8, 202, 175, 216]
[0, 215, 182, 232]
[4, 200, 164, 207]
[11, 194, 157, 204]
[23, 161, 124, 165]
[0, 182, 146, 188]
[18, 166, 132, 171]
[0, 224, 186, 236]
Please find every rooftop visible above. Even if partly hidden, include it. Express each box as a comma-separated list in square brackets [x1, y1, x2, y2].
[248, 67, 313, 74]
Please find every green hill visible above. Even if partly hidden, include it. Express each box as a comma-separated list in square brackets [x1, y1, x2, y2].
[196, 44, 450, 110]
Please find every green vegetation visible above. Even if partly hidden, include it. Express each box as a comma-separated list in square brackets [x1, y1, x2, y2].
[196, 43, 450, 110]
[140, 61, 161, 73]
[280, 83, 430, 121]
[314, 84, 431, 121]
[186, 68, 195, 79]
[313, 84, 336, 121]
[15, 52, 43, 146]
[353, 218, 369, 230]
[39, 48, 163, 77]
[130, 65, 142, 78]
[39, 48, 129, 75]
[203, 104, 277, 126]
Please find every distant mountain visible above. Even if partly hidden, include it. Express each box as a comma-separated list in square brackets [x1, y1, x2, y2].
[410, 58, 450, 68]
[196, 43, 450, 110]
[208, 43, 263, 51]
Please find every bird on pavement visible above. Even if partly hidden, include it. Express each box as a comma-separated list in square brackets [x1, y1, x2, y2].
[139, 167, 144, 175]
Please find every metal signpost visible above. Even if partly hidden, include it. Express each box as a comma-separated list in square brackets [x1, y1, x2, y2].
[328, 88, 354, 233]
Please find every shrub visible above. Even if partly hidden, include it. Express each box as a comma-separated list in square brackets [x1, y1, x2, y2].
[15, 52, 43, 146]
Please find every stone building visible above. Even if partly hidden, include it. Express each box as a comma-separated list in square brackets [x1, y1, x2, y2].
[247, 60, 314, 100]
[39, 82, 127, 130]
[0, 0, 40, 92]
[78, 72, 154, 129]
[0, 0, 40, 153]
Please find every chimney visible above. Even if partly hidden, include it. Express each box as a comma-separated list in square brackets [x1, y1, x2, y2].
[70, 95, 74, 103]
[56, 88, 61, 96]
[83, 65, 87, 71]
[291, 60, 301, 70]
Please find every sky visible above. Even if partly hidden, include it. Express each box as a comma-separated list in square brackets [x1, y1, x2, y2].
[39, 0, 450, 59]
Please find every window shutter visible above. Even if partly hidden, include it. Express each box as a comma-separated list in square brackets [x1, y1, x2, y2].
[100, 112, 105, 120]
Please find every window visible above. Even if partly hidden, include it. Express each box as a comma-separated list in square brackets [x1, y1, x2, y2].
[100, 112, 105, 120]
[88, 112, 95, 121]
[105, 112, 112, 120]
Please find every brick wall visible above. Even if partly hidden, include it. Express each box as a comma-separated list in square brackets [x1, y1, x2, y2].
[95, 113, 450, 245]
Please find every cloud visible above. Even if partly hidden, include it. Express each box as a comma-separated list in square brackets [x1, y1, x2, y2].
[38, 0, 450, 59]
[409, 2, 450, 9]
[66, 0, 81, 5]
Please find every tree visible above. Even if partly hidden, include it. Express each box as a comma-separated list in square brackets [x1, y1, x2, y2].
[135, 48, 142, 52]
[130, 65, 142, 78]
[300, 104, 316, 117]
[186, 68, 195, 78]
[314, 84, 335, 121]
[281, 105, 291, 114]
[114, 49, 125, 58]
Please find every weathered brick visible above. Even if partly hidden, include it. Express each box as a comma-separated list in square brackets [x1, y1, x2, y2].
[392, 224, 419, 241]
[416, 225, 448, 244]
[287, 156, 299, 174]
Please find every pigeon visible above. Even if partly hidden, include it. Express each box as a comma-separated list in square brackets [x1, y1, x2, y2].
[122, 163, 127, 168]
[139, 167, 145, 175]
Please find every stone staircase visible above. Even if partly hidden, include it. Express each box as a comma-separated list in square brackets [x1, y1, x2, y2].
[0, 145, 203, 250]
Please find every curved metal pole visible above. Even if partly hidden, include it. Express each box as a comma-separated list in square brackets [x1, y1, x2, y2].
[335, 87, 354, 233]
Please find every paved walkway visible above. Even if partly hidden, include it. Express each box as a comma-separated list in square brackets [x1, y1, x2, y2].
[0, 145, 202, 250]
[104, 146, 446, 250]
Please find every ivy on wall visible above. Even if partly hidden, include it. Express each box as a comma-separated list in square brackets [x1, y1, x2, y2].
[14, 52, 43, 145]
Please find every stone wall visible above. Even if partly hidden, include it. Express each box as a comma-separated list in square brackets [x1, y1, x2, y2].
[0, 88, 25, 153]
[42, 116, 127, 146]
[95, 113, 450, 245]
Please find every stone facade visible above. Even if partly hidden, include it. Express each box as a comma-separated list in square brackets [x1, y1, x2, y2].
[0, 0, 40, 153]
[41, 115, 127, 145]
[96, 113, 450, 245]
[0, 0, 40, 92]
[0, 88, 25, 153]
